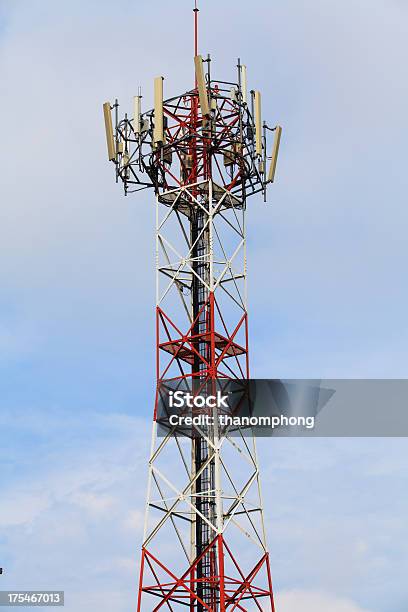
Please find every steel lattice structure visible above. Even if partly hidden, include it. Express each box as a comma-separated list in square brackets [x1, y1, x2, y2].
[104, 5, 281, 610]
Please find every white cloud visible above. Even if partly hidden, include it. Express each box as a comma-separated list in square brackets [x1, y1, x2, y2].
[276, 590, 371, 612]
[0, 411, 149, 527]
[0, 410, 148, 611]
[0, 492, 51, 527]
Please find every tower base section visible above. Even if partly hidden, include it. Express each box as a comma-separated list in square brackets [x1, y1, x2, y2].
[137, 535, 276, 611]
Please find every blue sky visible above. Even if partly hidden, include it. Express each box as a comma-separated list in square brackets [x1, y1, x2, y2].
[0, 0, 408, 610]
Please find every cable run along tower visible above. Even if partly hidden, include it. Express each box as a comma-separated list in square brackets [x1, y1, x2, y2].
[104, 5, 281, 610]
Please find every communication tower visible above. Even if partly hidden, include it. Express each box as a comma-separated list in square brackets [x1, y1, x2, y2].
[104, 4, 281, 610]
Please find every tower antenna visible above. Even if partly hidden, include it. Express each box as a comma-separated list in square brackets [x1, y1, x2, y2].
[194, 0, 199, 57]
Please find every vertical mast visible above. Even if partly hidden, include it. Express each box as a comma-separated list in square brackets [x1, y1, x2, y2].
[191, 4, 217, 607]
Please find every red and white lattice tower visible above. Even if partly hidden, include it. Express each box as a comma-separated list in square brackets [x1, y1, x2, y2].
[104, 4, 281, 610]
